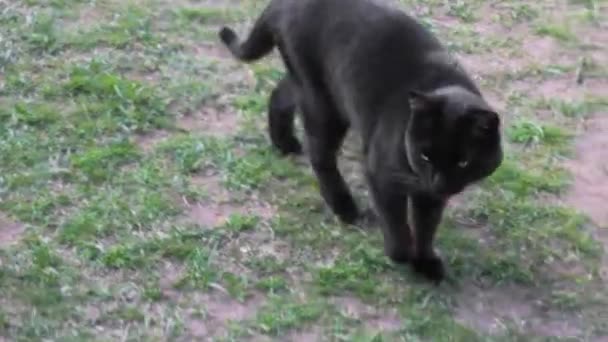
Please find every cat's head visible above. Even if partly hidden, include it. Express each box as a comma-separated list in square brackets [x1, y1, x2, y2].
[404, 86, 503, 197]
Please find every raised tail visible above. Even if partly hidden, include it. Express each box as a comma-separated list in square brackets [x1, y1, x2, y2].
[218, 9, 276, 62]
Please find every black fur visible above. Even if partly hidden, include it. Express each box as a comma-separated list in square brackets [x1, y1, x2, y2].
[219, 0, 503, 283]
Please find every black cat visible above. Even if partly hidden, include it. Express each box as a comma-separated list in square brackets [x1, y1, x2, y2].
[218, 0, 503, 282]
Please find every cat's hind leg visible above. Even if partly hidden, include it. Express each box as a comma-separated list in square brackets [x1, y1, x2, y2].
[300, 89, 359, 224]
[268, 76, 302, 155]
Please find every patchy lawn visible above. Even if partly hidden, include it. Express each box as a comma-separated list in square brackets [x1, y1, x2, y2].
[0, 0, 607, 340]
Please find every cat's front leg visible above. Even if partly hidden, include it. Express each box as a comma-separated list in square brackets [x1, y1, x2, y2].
[366, 172, 414, 263]
[408, 194, 447, 283]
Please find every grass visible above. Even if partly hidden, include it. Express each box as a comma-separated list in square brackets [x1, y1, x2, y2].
[1, 0, 607, 340]
[534, 20, 577, 43]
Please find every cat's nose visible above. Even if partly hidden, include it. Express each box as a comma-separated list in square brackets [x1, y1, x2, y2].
[432, 173, 442, 186]
[431, 173, 445, 191]
[432, 174, 462, 196]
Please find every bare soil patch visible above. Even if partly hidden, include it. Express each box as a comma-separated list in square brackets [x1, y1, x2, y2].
[332, 296, 401, 332]
[562, 114, 608, 281]
[521, 37, 575, 66]
[159, 261, 185, 300]
[0, 212, 26, 248]
[509, 77, 606, 104]
[192, 42, 231, 60]
[285, 328, 323, 342]
[186, 202, 241, 227]
[184, 198, 275, 228]
[459, 53, 528, 80]
[182, 291, 264, 339]
[183, 173, 276, 228]
[563, 115, 608, 228]
[190, 173, 231, 201]
[81, 261, 265, 340]
[455, 284, 582, 338]
[63, 4, 106, 31]
[134, 130, 171, 153]
[176, 107, 240, 136]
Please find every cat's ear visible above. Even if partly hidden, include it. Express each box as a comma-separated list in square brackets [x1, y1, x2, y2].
[408, 90, 433, 113]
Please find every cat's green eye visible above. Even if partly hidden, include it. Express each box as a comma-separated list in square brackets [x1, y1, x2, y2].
[458, 160, 469, 168]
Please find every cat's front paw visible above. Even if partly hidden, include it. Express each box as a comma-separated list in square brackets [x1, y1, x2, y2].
[276, 137, 303, 155]
[412, 255, 445, 284]
[387, 248, 412, 264]
[385, 243, 414, 264]
[336, 207, 360, 225]
[334, 199, 360, 225]
[354, 207, 378, 227]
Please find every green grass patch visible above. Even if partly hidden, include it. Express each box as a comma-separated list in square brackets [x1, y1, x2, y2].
[315, 246, 393, 298]
[156, 134, 233, 173]
[534, 22, 577, 42]
[500, 3, 540, 25]
[71, 141, 140, 182]
[535, 97, 608, 118]
[446, 1, 477, 23]
[254, 297, 327, 336]
[174, 7, 243, 24]
[66, 5, 158, 49]
[507, 119, 572, 148]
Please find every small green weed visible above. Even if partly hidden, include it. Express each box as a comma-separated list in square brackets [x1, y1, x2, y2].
[535, 22, 577, 42]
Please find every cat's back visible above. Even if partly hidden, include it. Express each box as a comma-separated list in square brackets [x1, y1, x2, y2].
[271, 0, 435, 41]
[269, 0, 442, 70]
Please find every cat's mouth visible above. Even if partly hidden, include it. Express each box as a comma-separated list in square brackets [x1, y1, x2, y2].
[427, 174, 466, 198]
[434, 184, 465, 197]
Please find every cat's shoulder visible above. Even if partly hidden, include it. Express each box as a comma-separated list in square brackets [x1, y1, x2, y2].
[426, 50, 462, 69]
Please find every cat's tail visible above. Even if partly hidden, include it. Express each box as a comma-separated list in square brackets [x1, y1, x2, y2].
[218, 8, 275, 62]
